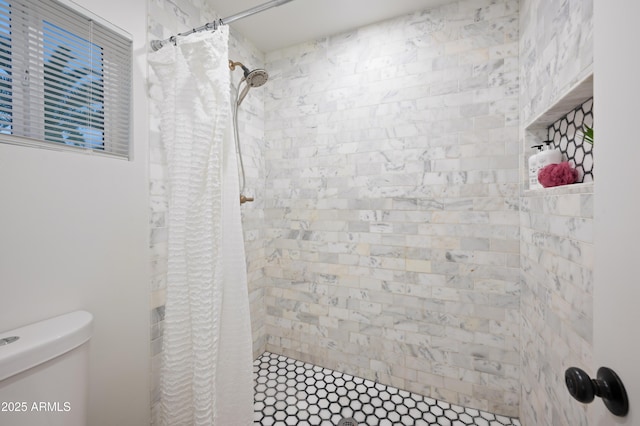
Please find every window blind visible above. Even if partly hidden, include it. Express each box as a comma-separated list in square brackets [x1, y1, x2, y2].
[0, 0, 132, 159]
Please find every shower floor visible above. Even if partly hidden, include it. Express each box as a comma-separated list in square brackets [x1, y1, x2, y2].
[254, 352, 520, 426]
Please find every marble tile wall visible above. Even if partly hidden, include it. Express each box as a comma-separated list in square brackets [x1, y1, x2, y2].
[519, 0, 593, 125]
[518, 0, 594, 425]
[262, 0, 521, 417]
[520, 185, 593, 425]
[147, 1, 266, 423]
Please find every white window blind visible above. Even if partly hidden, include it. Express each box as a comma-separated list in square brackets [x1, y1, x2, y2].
[0, 0, 132, 159]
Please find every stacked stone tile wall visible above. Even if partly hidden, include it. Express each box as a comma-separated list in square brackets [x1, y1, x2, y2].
[263, 0, 521, 416]
[519, 0, 594, 424]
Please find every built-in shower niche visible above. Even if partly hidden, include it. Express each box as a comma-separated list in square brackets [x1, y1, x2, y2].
[524, 74, 594, 192]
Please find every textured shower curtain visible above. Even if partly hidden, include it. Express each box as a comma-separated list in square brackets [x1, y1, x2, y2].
[149, 27, 254, 426]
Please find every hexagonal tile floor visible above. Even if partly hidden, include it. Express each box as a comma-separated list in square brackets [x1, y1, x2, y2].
[254, 352, 521, 426]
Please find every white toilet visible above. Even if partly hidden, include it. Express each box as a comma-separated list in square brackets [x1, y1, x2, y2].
[0, 311, 93, 426]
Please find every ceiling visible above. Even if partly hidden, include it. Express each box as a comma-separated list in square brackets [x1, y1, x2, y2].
[208, 0, 455, 52]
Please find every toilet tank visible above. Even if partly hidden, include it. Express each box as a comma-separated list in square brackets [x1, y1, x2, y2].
[0, 311, 93, 426]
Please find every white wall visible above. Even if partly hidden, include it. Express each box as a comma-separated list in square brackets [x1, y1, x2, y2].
[0, 0, 150, 424]
[593, 0, 640, 423]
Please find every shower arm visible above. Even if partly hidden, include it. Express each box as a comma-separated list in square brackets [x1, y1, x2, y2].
[150, 0, 297, 51]
[229, 60, 247, 73]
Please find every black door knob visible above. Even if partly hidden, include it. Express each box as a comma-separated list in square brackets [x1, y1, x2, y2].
[565, 366, 629, 416]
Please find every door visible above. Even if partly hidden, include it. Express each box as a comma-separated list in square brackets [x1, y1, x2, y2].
[593, 0, 640, 424]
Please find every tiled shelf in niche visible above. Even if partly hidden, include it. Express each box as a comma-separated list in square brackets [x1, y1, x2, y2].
[524, 73, 594, 193]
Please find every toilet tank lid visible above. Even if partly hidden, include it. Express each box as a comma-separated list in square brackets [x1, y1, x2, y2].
[0, 311, 93, 382]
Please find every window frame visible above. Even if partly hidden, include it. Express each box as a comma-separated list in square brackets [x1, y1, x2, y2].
[0, 0, 132, 160]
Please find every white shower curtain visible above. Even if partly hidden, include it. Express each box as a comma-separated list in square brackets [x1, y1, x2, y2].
[149, 27, 254, 426]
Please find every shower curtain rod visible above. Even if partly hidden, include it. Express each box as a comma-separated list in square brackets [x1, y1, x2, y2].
[150, 0, 296, 51]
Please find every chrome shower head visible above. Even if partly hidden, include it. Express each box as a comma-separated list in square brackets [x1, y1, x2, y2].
[245, 69, 268, 88]
[237, 68, 269, 106]
[229, 59, 269, 105]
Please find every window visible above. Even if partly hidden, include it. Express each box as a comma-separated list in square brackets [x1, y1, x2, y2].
[0, 0, 132, 159]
